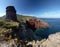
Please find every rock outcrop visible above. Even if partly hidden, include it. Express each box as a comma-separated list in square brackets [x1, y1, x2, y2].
[27, 18, 49, 29]
[40, 32, 60, 47]
[6, 6, 18, 21]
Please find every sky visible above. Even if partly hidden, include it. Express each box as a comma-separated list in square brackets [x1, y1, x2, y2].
[0, 0, 60, 18]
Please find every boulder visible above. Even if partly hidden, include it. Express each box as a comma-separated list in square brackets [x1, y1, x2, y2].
[40, 32, 60, 47]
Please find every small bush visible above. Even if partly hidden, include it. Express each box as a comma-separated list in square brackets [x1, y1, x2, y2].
[0, 20, 5, 26]
[2, 22, 19, 28]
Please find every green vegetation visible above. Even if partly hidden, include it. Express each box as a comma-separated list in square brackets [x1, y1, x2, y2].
[17, 15, 35, 22]
[0, 20, 19, 28]
[2, 22, 19, 28]
[0, 19, 19, 35]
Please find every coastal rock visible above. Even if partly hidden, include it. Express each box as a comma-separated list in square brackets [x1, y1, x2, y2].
[6, 6, 18, 22]
[40, 32, 60, 47]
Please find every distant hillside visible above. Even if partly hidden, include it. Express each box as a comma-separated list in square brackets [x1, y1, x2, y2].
[17, 14, 40, 22]
[0, 15, 49, 27]
[0, 14, 40, 22]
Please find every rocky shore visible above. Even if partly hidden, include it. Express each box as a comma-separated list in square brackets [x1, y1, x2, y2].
[40, 32, 60, 47]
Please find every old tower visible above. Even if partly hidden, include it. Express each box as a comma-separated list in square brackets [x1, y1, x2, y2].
[6, 6, 17, 21]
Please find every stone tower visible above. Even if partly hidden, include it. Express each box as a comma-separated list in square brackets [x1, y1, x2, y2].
[6, 6, 17, 21]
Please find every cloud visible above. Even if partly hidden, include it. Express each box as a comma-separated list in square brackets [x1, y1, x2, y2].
[0, 13, 5, 17]
[39, 11, 60, 18]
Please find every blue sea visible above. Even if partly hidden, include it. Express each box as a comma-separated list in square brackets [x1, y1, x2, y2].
[42, 18, 60, 36]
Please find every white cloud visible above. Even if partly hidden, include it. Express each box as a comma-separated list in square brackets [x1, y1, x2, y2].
[19, 13, 35, 17]
[39, 11, 60, 18]
[0, 13, 5, 17]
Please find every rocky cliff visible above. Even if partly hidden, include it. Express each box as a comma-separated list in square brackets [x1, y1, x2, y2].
[0, 6, 50, 47]
[40, 32, 60, 47]
[0, 17, 49, 47]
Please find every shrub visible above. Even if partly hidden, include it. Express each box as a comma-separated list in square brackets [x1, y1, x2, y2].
[0, 20, 5, 26]
[2, 22, 19, 28]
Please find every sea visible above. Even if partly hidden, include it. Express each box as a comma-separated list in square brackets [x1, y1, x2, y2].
[42, 18, 60, 36]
